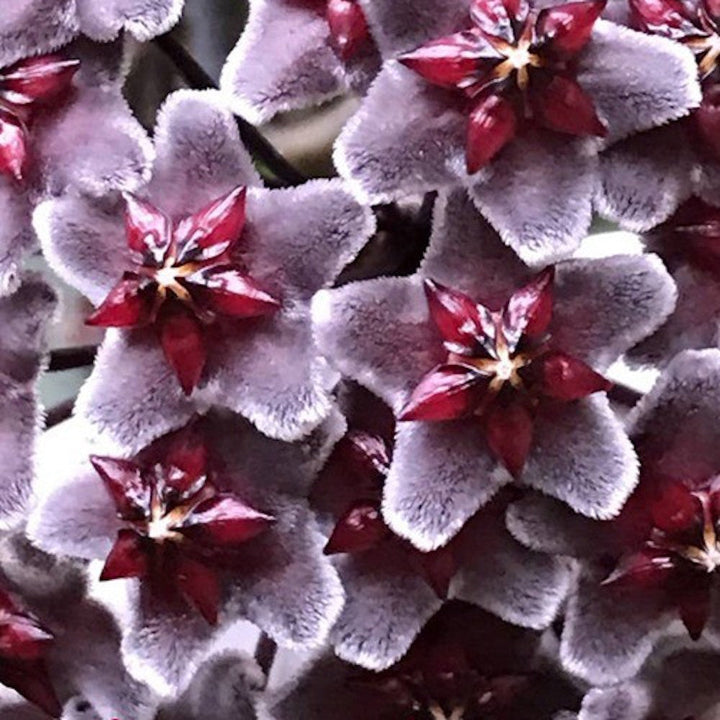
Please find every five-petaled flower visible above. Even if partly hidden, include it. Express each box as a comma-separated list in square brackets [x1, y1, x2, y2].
[399, 269, 611, 477]
[0, 54, 79, 181]
[400, 0, 608, 172]
[92, 422, 275, 624]
[0, 588, 60, 717]
[87, 187, 281, 395]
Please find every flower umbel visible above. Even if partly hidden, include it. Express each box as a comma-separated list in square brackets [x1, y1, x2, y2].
[399, 0, 608, 172]
[86, 186, 281, 394]
[399, 269, 612, 477]
[0, 54, 79, 182]
[0, 588, 61, 717]
[92, 422, 275, 625]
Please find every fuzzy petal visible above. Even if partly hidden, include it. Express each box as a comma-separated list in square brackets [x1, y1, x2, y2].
[312, 276, 442, 413]
[595, 125, 694, 232]
[551, 254, 677, 371]
[34, 195, 130, 306]
[523, 395, 638, 519]
[329, 547, 441, 671]
[335, 63, 466, 203]
[383, 420, 509, 551]
[74, 0, 184, 41]
[454, 513, 573, 629]
[578, 20, 701, 144]
[243, 180, 375, 302]
[578, 684, 651, 720]
[628, 349, 720, 479]
[561, 579, 664, 684]
[35, 87, 153, 198]
[147, 90, 262, 219]
[220, 0, 377, 124]
[28, 423, 122, 561]
[229, 498, 345, 650]
[0, 179, 31, 294]
[0, 1, 77, 68]
[357, 0, 471, 58]
[469, 131, 596, 265]
[629, 265, 720, 368]
[74, 330, 196, 454]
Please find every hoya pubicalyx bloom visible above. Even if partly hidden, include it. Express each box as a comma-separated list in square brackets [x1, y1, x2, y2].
[313, 384, 571, 671]
[508, 349, 720, 685]
[221, 0, 380, 124]
[333, 0, 701, 264]
[28, 409, 346, 695]
[34, 89, 375, 449]
[313, 190, 676, 552]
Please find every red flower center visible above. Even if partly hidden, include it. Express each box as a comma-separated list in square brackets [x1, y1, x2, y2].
[86, 187, 281, 394]
[399, 0, 608, 172]
[398, 270, 611, 477]
[605, 478, 720, 640]
[92, 423, 275, 624]
[325, 0, 371, 60]
[0, 54, 79, 181]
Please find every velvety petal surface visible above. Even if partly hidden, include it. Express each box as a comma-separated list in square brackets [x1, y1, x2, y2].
[0, 179, 31, 295]
[469, 132, 596, 265]
[595, 125, 695, 232]
[522, 396, 638, 519]
[74, 0, 184, 41]
[329, 546, 441, 670]
[577, 20, 700, 144]
[221, 0, 378, 124]
[334, 63, 466, 202]
[453, 512, 573, 629]
[551, 254, 677, 371]
[382, 420, 510, 551]
[0, 1, 77, 68]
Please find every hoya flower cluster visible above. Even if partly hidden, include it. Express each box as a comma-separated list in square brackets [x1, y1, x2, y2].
[0, 0, 718, 718]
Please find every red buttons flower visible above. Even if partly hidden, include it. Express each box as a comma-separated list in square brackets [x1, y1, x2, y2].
[399, 269, 611, 477]
[604, 478, 720, 640]
[399, 0, 608, 172]
[86, 186, 281, 394]
[0, 54, 79, 181]
[92, 423, 274, 624]
[0, 589, 61, 717]
[326, 0, 371, 60]
[322, 430, 459, 598]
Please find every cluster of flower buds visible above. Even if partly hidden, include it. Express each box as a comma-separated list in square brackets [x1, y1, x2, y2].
[2, 0, 720, 718]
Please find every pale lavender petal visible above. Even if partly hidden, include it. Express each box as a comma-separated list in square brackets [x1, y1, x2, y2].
[330, 547, 441, 670]
[578, 21, 701, 144]
[383, 420, 509, 551]
[0, 180, 31, 295]
[75, 0, 184, 41]
[470, 132, 596, 265]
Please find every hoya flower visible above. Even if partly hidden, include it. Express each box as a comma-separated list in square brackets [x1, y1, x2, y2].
[28, 411, 345, 694]
[334, 0, 701, 265]
[262, 601, 583, 720]
[313, 190, 676, 551]
[35, 89, 374, 447]
[0, 38, 152, 292]
[507, 349, 720, 684]
[596, 0, 720, 231]
[221, 0, 381, 124]
[313, 384, 571, 670]
[0, 534, 157, 720]
[629, 198, 720, 368]
[0, 276, 56, 527]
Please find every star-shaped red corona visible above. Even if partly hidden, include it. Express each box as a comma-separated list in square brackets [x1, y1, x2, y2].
[86, 186, 281, 394]
[399, 270, 612, 477]
[92, 423, 275, 624]
[325, 0, 371, 60]
[399, 0, 608, 172]
[0, 588, 61, 717]
[0, 54, 79, 181]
